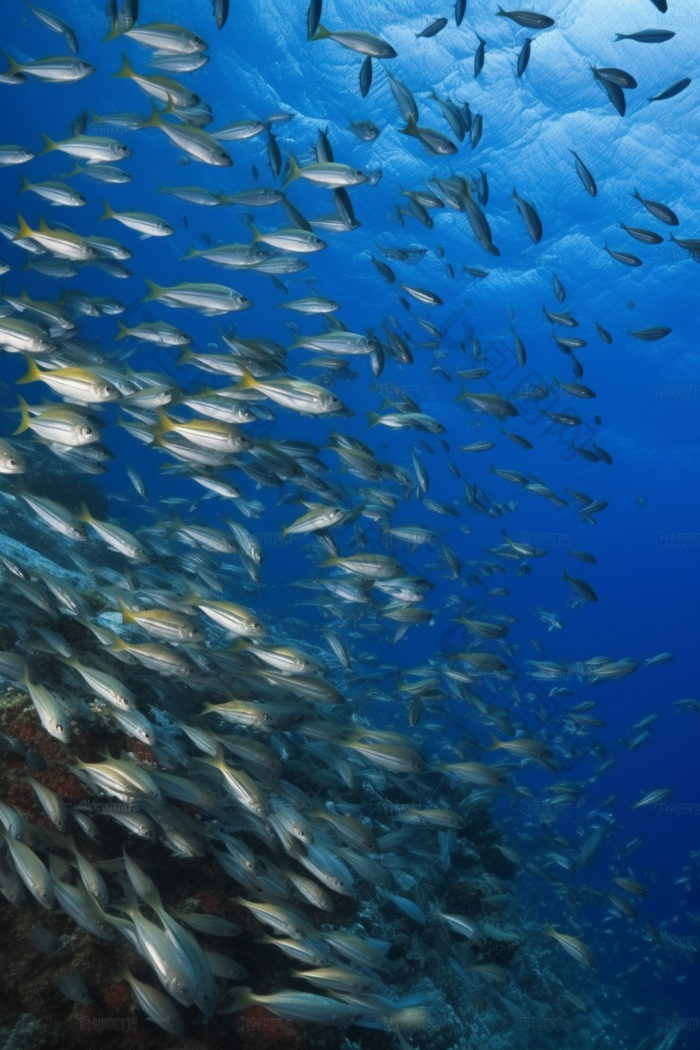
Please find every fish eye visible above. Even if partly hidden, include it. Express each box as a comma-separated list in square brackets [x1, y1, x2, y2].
[84, 427, 93, 435]
[9, 458, 17, 466]
[56, 724, 63, 732]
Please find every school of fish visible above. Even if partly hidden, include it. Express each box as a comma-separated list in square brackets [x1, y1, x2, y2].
[0, 0, 696, 1047]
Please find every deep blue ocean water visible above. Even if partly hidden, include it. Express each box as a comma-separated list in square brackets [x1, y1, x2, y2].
[0, 0, 698, 1046]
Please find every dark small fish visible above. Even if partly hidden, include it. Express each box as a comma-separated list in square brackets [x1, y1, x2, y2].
[573, 446, 599, 462]
[670, 234, 700, 255]
[53, 970, 91, 1006]
[571, 352, 583, 378]
[511, 326, 527, 366]
[552, 273, 565, 302]
[213, 0, 229, 29]
[476, 169, 488, 205]
[619, 222, 663, 244]
[646, 0, 667, 9]
[629, 326, 672, 340]
[455, 0, 467, 27]
[593, 415, 603, 425]
[183, 215, 188, 228]
[446, 262, 455, 278]
[596, 66, 638, 89]
[614, 30, 675, 43]
[267, 130, 281, 178]
[632, 189, 678, 225]
[465, 266, 488, 278]
[30, 926, 60, 955]
[462, 100, 472, 132]
[594, 73, 625, 116]
[201, 231, 212, 245]
[307, 0, 322, 40]
[399, 296, 411, 311]
[418, 17, 448, 38]
[470, 113, 483, 149]
[517, 38, 532, 78]
[25, 749, 46, 770]
[474, 35, 486, 77]
[604, 245, 642, 266]
[316, 126, 334, 162]
[594, 444, 613, 465]
[543, 306, 578, 326]
[71, 111, 88, 136]
[648, 77, 691, 102]
[251, 164, 259, 181]
[595, 322, 612, 344]
[359, 55, 372, 98]
[570, 150, 597, 197]
[511, 187, 542, 243]
[497, 7, 554, 28]
[271, 275, 288, 293]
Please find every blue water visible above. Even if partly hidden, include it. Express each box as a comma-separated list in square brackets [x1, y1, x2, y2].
[0, 0, 698, 1046]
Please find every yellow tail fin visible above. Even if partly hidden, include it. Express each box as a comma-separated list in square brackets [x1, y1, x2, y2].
[12, 396, 32, 435]
[13, 214, 34, 241]
[113, 52, 134, 78]
[99, 200, 115, 221]
[16, 356, 42, 386]
[38, 133, 58, 156]
[142, 279, 164, 302]
[282, 154, 302, 190]
[115, 321, 130, 341]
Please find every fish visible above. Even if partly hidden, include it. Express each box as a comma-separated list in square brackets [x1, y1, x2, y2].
[614, 30, 675, 43]
[417, 18, 448, 38]
[631, 189, 679, 225]
[497, 8, 555, 29]
[648, 78, 691, 102]
[517, 38, 532, 78]
[311, 25, 397, 58]
[571, 151, 597, 196]
[511, 188, 542, 243]
[545, 927, 596, 968]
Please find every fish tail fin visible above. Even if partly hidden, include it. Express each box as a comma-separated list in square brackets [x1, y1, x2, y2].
[367, 412, 380, 428]
[16, 355, 41, 385]
[142, 279, 164, 302]
[319, 557, 338, 568]
[38, 133, 57, 156]
[103, 17, 126, 42]
[140, 102, 164, 130]
[117, 599, 136, 624]
[496, 5, 506, 14]
[175, 346, 194, 367]
[180, 243, 200, 260]
[486, 734, 502, 751]
[153, 408, 175, 436]
[18, 175, 30, 194]
[13, 213, 34, 241]
[115, 321, 130, 340]
[631, 188, 641, 201]
[400, 114, 418, 138]
[3, 52, 23, 76]
[12, 395, 32, 435]
[113, 51, 134, 78]
[311, 23, 331, 41]
[234, 366, 258, 391]
[99, 200, 114, 221]
[282, 154, 301, 189]
[247, 220, 262, 242]
[613, 33, 625, 41]
[77, 502, 93, 523]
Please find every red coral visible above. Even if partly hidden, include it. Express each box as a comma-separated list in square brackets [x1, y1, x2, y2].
[102, 980, 131, 1009]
